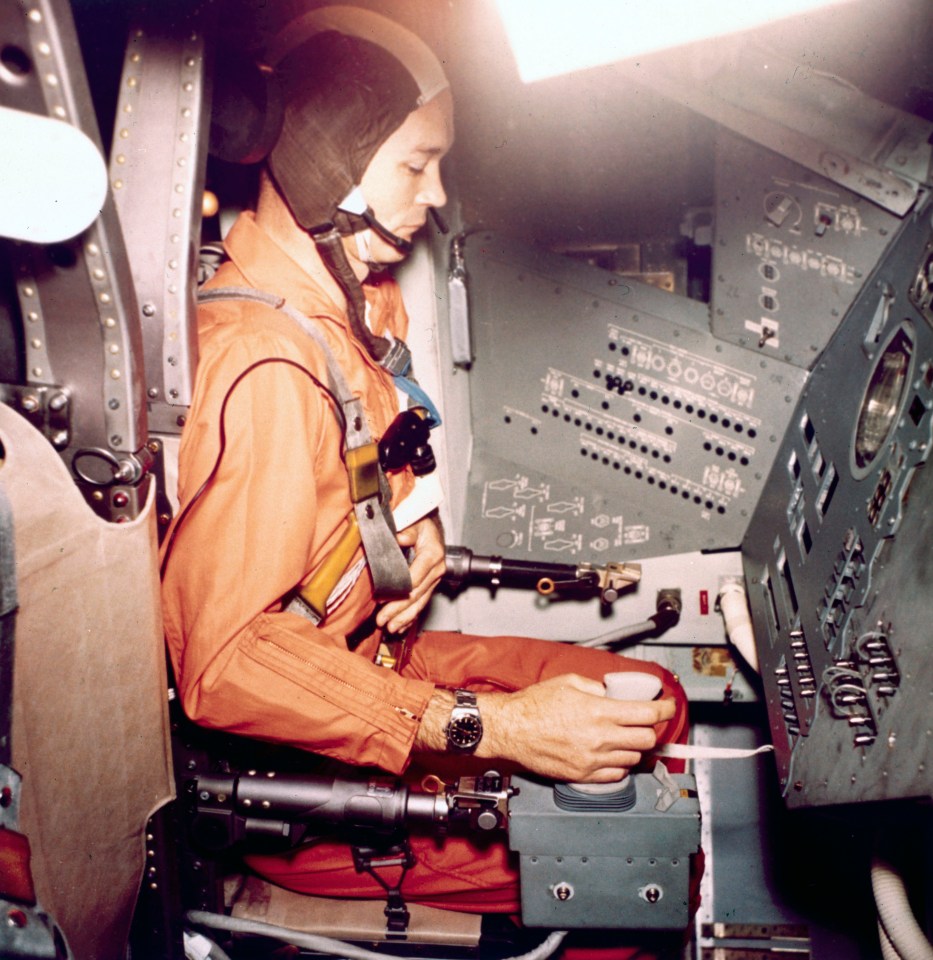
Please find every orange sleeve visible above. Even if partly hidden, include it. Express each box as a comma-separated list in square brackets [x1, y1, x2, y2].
[160, 313, 434, 774]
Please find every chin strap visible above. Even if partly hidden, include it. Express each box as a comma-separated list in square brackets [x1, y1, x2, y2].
[310, 223, 411, 376]
[337, 185, 414, 257]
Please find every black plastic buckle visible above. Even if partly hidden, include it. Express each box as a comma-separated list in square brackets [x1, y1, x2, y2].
[378, 409, 436, 477]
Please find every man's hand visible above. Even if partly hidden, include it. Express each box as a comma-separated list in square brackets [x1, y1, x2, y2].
[376, 512, 446, 635]
[415, 674, 675, 783]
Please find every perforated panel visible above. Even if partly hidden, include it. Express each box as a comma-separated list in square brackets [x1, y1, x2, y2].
[462, 235, 807, 562]
[711, 130, 902, 368]
[743, 192, 933, 806]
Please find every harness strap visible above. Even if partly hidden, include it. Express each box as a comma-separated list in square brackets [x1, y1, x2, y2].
[197, 287, 412, 615]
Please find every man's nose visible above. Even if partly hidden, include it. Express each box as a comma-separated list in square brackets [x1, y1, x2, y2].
[417, 167, 447, 209]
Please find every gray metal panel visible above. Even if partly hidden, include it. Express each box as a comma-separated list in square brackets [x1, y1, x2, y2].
[628, 40, 932, 216]
[743, 191, 933, 807]
[712, 130, 903, 368]
[509, 772, 700, 930]
[0, 0, 150, 522]
[463, 234, 807, 561]
[110, 7, 213, 429]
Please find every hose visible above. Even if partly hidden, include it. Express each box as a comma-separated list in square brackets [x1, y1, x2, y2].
[718, 579, 759, 673]
[187, 910, 568, 960]
[575, 618, 657, 649]
[871, 851, 933, 960]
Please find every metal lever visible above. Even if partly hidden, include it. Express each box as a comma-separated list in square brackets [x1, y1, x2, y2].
[444, 546, 641, 605]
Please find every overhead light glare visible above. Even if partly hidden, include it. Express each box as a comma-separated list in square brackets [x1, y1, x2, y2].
[494, 0, 858, 83]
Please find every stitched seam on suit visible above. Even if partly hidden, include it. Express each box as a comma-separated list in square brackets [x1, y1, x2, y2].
[251, 637, 420, 723]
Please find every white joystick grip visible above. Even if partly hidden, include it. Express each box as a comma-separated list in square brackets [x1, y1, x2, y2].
[603, 670, 663, 702]
[567, 671, 663, 795]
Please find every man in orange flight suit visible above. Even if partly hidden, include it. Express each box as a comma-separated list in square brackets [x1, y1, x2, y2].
[161, 5, 689, 916]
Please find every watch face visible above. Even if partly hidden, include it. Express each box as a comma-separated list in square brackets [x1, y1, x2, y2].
[449, 714, 483, 748]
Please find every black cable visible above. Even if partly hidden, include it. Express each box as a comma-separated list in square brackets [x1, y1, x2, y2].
[159, 357, 345, 582]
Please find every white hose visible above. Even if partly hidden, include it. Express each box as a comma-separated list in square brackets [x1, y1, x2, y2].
[718, 579, 759, 674]
[187, 910, 568, 960]
[871, 853, 933, 960]
[880, 918, 905, 960]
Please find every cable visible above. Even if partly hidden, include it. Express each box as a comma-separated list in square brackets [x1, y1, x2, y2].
[871, 848, 933, 960]
[159, 357, 344, 581]
[186, 910, 568, 960]
[575, 619, 657, 649]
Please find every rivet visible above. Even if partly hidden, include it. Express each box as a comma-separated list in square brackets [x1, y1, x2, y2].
[45, 74, 59, 87]
[37, 42, 50, 55]
[92, 268, 105, 280]
[104, 317, 116, 328]
[53, 106, 66, 118]
[115, 155, 126, 165]
[27, 312, 38, 322]
[110, 368, 121, 379]
[28, 9, 43, 22]
[109, 344, 120, 354]
[86, 243, 100, 256]
[31, 367, 43, 378]
[21, 286, 35, 298]
[119, 128, 130, 139]
[29, 338, 41, 349]
[127, 76, 137, 88]
[99, 292, 112, 304]
[112, 179, 123, 190]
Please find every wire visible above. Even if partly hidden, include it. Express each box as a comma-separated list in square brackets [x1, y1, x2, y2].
[186, 910, 568, 960]
[159, 357, 345, 581]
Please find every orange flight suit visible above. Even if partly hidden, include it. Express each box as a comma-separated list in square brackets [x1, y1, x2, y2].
[161, 212, 688, 912]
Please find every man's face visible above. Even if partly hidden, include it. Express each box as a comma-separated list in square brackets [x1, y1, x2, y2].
[354, 89, 454, 265]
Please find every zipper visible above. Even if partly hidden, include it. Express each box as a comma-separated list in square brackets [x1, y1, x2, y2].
[259, 638, 421, 722]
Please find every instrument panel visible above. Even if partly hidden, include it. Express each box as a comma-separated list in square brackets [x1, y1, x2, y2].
[743, 192, 933, 807]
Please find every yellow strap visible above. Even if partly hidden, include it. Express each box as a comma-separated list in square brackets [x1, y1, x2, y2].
[298, 513, 362, 619]
[345, 443, 381, 503]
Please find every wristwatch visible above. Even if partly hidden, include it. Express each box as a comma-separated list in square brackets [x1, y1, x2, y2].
[445, 689, 483, 753]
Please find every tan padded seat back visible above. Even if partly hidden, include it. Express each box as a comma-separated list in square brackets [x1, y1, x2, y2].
[0, 405, 174, 960]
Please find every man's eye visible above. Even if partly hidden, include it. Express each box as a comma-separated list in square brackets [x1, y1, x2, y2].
[407, 164, 426, 175]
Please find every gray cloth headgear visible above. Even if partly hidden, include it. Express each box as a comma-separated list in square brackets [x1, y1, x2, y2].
[266, 6, 449, 232]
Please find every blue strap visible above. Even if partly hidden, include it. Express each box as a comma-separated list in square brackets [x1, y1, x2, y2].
[394, 375, 442, 428]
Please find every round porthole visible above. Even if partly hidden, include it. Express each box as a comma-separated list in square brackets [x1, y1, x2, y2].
[852, 324, 913, 478]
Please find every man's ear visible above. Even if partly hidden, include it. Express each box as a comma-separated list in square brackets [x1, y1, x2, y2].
[209, 47, 283, 165]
